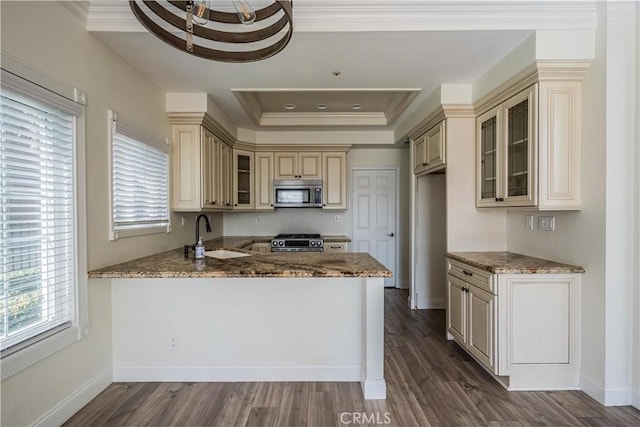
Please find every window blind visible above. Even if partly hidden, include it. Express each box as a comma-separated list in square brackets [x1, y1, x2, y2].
[110, 112, 170, 239]
[0, 88, 76, 354]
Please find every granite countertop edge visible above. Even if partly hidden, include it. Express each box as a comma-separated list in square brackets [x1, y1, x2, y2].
[89, 235, 387, 279]
[445, 251, 585, 274]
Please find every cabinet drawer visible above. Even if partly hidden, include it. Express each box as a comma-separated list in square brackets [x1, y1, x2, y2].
[324, 243, 348, 253]
[448, 259, 495, 294]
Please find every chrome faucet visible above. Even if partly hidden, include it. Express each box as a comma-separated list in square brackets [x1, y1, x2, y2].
[195, 214, 211, 246]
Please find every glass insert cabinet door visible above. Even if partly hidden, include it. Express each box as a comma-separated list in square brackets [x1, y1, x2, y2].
[502, 86, 535, 204]
[477, 108, 500, 204]
[476, 85, 536, 207]
[507, 100, 528, 196]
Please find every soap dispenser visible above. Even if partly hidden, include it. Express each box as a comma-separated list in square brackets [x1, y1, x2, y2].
[195, 236, 205, 259]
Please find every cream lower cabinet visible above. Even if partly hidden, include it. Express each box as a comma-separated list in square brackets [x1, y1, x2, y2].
[446, 258, 581, 390]
[324, 242, 348, 253]
[322, 152, 347, 210]
[251, 242, 271, 253]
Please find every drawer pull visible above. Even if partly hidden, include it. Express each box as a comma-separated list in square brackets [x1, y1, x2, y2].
[330, 246, 342, 249]
[462, 270, 473, 276]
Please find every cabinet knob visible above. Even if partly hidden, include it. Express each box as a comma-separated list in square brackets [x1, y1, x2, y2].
[495, 197, 505, 202]
[212, 201, 217, 205]
[422, 163, 427, 166]
[462, 270, 473, 276]
[270, 204, 273, 207]
[234, 204, 238, 207]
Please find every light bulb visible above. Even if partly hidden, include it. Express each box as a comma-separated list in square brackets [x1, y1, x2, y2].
[233, 1, 256, 25]
[192, 0, 209, 25]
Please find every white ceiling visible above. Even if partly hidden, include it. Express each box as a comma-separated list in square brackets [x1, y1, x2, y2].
[77, 1, 597, 140]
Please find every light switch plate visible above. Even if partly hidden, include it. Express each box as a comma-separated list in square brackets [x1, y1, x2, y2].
[539, 216, 555, 231]
[525, 215, 534, 230]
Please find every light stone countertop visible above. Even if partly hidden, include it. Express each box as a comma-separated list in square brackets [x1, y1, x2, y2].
[446, 252, 585, 274]
[89, 235, 388, 279]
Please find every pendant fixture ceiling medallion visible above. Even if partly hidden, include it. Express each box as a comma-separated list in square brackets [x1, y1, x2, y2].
[129, 1, 293, 63]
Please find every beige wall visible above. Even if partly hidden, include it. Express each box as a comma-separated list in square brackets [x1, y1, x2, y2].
[0, 2, 198, 425]
[506, 3, 639, 405]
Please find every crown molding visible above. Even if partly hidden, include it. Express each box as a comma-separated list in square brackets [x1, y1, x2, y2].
[166, 112, 236, 147]
[86, 1, 597, 33]
[474, 60, 591, 114]
[260, 112, 388, 127]
[60, 1, 90, 24]
[408, 104, 475, 140]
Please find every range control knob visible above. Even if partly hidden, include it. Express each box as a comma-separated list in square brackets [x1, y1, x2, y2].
[310, 241, 316, 247]
[278, 241, 284, 246]
[272, 240, 277, 247]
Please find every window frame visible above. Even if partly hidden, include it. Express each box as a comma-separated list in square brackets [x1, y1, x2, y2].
[0, 54, 88, 380]
[107, 110, 171, 240]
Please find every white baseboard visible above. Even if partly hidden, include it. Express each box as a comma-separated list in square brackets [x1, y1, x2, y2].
[580, 372, 633, 406]
[113, 365, 361, 383]
[633, 386, 640, 410]
[34, 368, 112, 427]
[361, 379, 386, 399]
[415, 297, 445, 309]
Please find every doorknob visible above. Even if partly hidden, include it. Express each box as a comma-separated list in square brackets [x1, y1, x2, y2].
[387, 232, 395, 237]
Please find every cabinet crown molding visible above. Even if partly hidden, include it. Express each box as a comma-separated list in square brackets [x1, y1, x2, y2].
[167, 112, 236, 147]
[474, 60, 591, 116]
[409, 104, 474, 141]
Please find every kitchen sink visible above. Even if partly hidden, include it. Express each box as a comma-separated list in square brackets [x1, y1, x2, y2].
[204, 250, 252, 260]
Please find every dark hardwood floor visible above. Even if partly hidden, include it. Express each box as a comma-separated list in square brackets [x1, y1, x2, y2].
[64, 289, 640, 426]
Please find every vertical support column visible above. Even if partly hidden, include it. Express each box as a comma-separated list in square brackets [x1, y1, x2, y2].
[361, 277, 386, 399]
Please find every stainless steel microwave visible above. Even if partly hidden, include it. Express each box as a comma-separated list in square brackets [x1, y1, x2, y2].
[273, 180, 323, 208]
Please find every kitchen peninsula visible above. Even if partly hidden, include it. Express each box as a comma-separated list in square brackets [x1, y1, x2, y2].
[89, 237, 390, 399]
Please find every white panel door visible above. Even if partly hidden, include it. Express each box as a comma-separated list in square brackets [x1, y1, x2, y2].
[352, 169, 397, 287]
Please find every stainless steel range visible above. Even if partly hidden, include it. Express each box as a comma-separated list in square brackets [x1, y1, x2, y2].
[271, 233, 324, 252]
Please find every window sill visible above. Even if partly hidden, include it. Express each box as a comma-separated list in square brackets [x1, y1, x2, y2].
[110, 224, 171, 240]
[0, 326, 85, 380]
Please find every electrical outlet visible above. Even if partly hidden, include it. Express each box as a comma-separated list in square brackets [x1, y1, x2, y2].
[169, 337, 178, 351]
[181, 216, 186, 227]
[538, 216, 555, 231]
[256, 215, 262, 223]
[334, 215, 340, 222]
[525, 215, 534, 230]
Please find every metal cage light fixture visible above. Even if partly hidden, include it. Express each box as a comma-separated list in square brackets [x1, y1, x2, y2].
[129, 1, 293, 63]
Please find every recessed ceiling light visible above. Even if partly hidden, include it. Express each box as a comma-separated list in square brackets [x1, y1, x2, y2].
[283, 104, 296, 110]
[351, 104, 363, 110]
[316, 103, 328, 110]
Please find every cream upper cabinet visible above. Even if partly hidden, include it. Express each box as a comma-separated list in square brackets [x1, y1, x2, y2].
[254, 152, 275, 210]
[171, 125, 222, 211]
[413, 120, 445, 175]
[233, 149, 254, 210]
[477, 80, 583, 210]
[426, 121, 445, 169]
[477, 86, 536, 208]
[274, 151, 322, 180]
[217, 141, 233, 210]
[322, 152, 347, 210]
